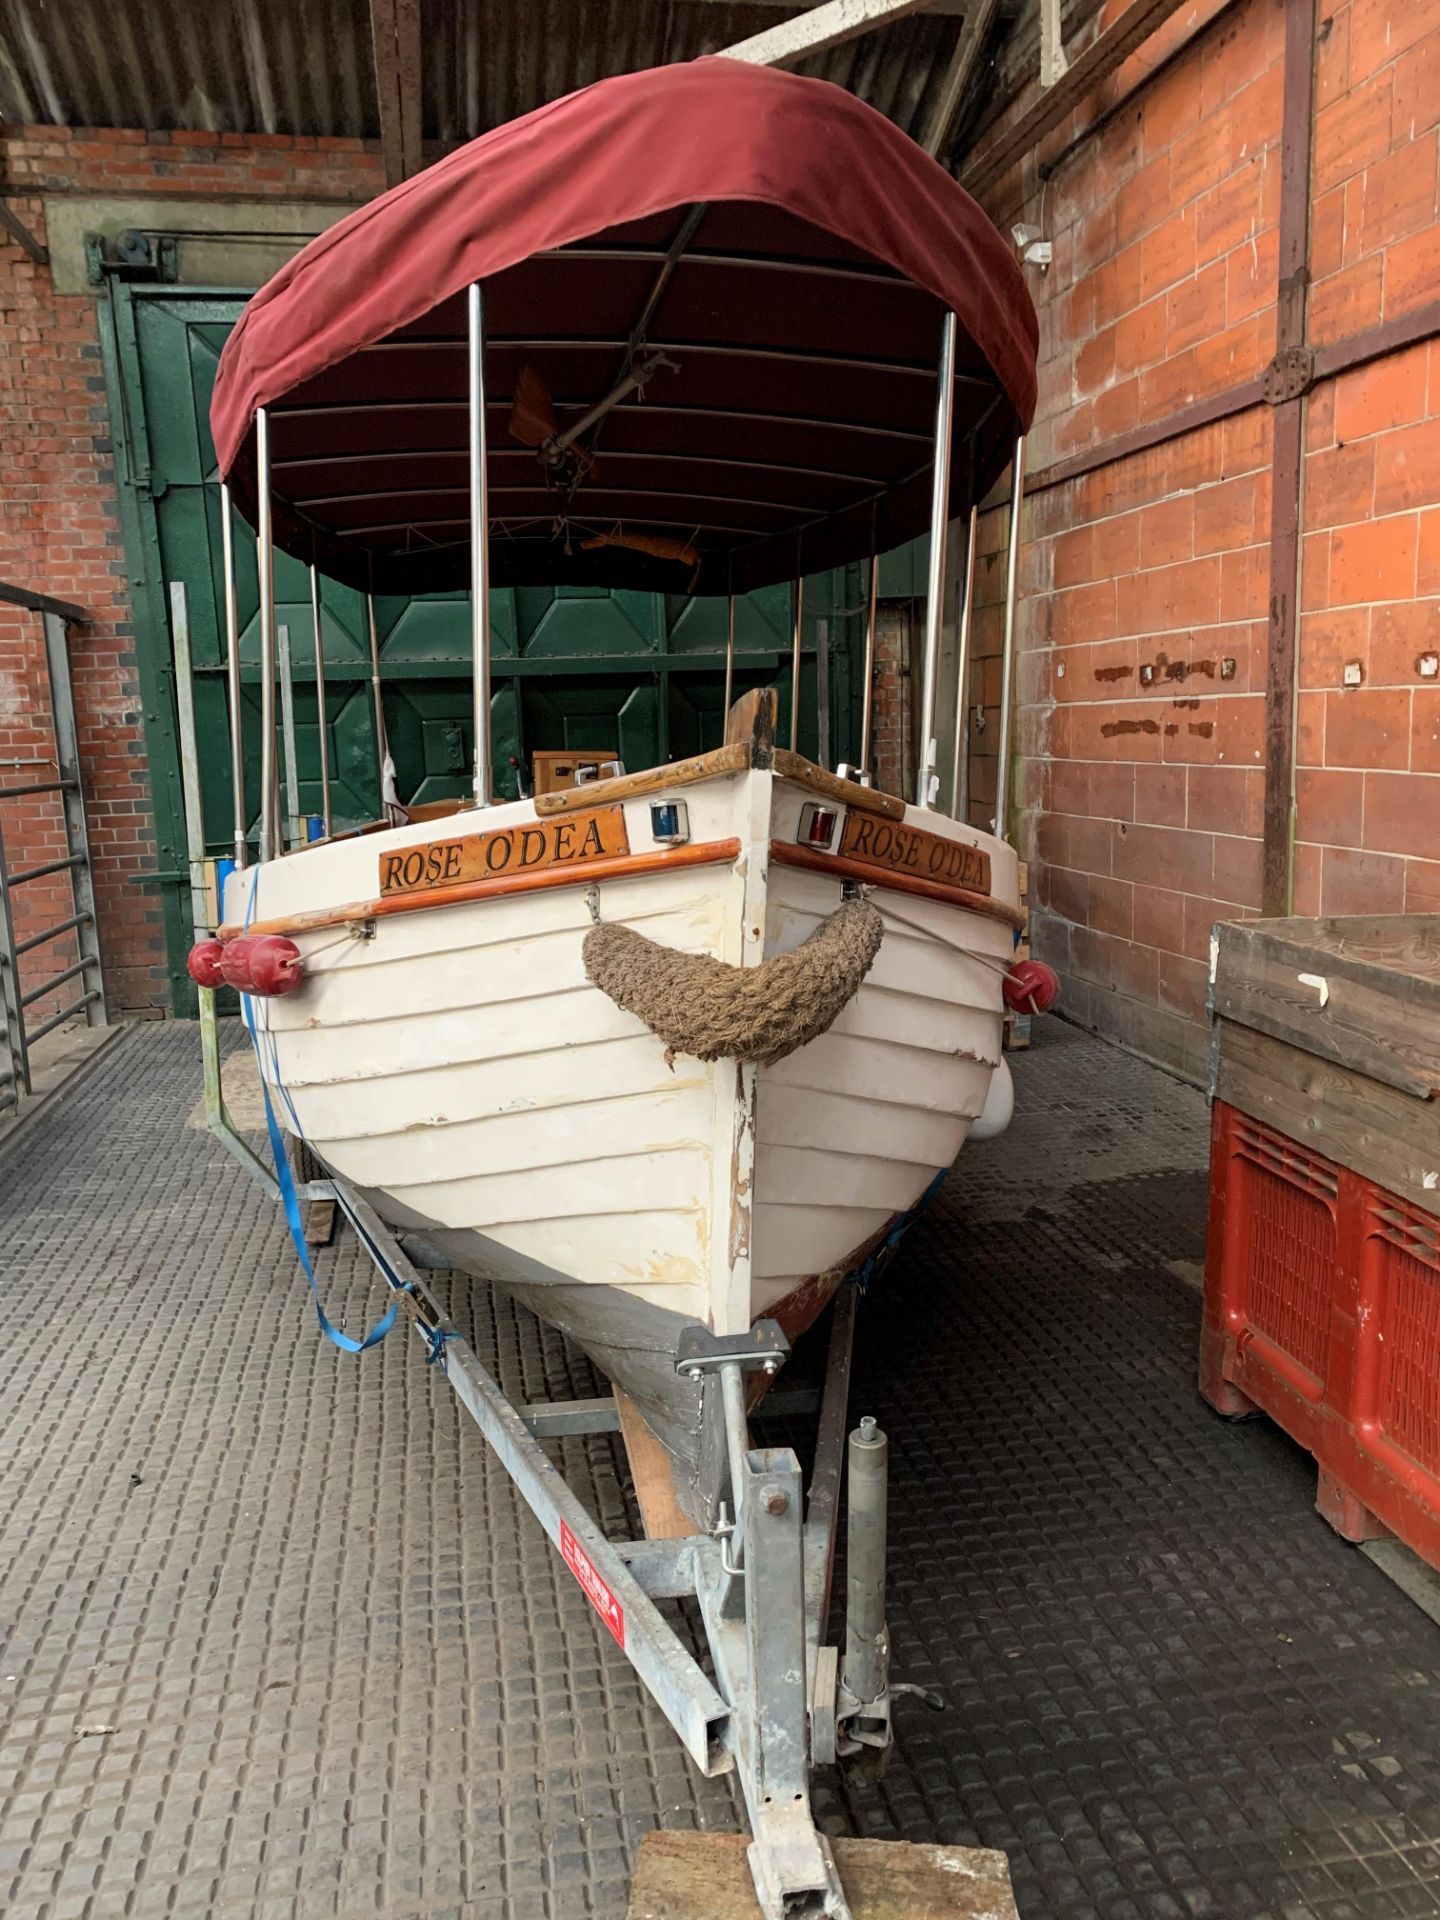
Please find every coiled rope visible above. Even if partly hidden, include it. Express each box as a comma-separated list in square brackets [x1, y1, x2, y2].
[583, 900, 883, 1067]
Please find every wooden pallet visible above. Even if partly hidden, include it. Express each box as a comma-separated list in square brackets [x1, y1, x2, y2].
[626, 1830, 1019, 1919]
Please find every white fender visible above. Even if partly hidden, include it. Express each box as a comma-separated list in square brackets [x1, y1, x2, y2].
[970, 1056, 1014, 1141]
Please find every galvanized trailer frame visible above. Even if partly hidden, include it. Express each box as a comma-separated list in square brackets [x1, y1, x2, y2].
[196, 1022, 920, 1919]
[174, 539, 935, 1911]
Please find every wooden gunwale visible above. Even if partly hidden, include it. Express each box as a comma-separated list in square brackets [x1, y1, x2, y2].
[533, 741, 752, 814]
[219, 740, 1003, 939]
[769, 839, 1025, 929]
[770, 750, 906, 820]
[219, 838, 742, 941]
[255, 743, 906, 859]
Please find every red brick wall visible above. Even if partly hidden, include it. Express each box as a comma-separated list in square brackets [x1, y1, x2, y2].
[870, 604, 914, 799]
[977, 0, 1440, 1078]
[0, 127, 380, 1019]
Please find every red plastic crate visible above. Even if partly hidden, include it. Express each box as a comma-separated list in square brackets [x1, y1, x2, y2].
[1201, 1099, 1440, 1570]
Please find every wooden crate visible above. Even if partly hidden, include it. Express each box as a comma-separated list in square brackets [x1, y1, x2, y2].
[530, 748, 622, 796]
[1202, 914, 1440, 1564]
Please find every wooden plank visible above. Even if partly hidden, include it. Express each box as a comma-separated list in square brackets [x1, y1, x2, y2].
[627, 1830, 1019, 1918]
[917, 0, 1002, 157]
[369, 0, 423, 190]
[614, 1390, 693, 1541]
[725, 687, 777, 767]
[1211, 917, 1440, 1099]
[1261, 0, 1319, 915]
[534, 742, 750, 816]
[722, 0, 935, 69]
[1215, 1020, 1440, 1221]
[771, 749, 906, 820]
[219, 838, 741, 940]
[771, 840, 1025, 929]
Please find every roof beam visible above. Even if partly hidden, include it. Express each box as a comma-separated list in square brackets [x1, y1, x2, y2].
[0, 198, 49, 267]
[680, 0, 965, 10]
[918, 0, 1001, 158]
[722, 0, 938, 69]
[369, 0, 423, 190]
[961, 0, 1192, 199]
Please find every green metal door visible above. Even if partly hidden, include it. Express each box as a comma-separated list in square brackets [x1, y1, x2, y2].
[101, 283, 866, 1012]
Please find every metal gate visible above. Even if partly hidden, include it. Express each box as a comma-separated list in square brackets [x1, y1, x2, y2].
[99, 283, 868, 1013]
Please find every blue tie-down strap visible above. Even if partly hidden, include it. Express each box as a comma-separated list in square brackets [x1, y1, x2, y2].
[851, 1168, 947, 1295]
[329, 1182, 459, 1368]
[242, 993, 401, 1355]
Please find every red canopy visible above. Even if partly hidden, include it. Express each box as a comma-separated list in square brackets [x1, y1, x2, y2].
[212, 57, 1037, 597]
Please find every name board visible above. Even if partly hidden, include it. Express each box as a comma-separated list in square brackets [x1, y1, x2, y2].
[836, 812, 991, 895]
[379, 806, 629, 897]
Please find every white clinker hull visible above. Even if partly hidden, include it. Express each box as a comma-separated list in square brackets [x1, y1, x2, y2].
[228, 760, 1020, 1519]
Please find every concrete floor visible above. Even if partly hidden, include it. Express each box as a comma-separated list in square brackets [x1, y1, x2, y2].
[2, 1020, 1438, 1920]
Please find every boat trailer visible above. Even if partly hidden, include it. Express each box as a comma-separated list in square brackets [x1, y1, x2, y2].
[196, 992, 1011, 1920]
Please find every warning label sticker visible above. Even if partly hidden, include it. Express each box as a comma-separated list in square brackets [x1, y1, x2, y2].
[559, 1520, 626, 1648]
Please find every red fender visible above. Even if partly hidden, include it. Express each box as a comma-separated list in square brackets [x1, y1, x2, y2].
[1003, 958, 1059, 1014]
[219, 934, 305, 996]
[186, 938, 226, 989]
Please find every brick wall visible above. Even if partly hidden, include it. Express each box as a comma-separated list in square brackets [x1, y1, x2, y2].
[870, 604, 914, 798]
[974, 0, 1440, 1079]
[0, 127, 381, 1019]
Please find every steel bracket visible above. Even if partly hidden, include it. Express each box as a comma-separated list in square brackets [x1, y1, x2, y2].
[85, 230, 179, 286]
[676, 1317, 790, 1380]
[1262, 345, 1315, 405]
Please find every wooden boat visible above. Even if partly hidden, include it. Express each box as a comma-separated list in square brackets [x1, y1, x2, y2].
[194, 56, 1042, 1530]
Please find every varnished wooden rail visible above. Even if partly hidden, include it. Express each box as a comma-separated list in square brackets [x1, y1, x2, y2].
[220, 839, 742, 941]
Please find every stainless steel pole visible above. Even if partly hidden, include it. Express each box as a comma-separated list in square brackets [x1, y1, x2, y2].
[723, 592, 735, 722]
[858, 554, 879, 776]
[842, 1415, 889, 1711]
[950, 503, 978, 818]
[277, 622, 302, 850]
[220, 483, 246, 868]
[916, 311, 958, 810]
[168, 582, 209, 941]
[468, 281, 493, 806]
[993, 435, 1027, 839]
[256, 407, 278, 863]
[309, 561, 332, 838]
[366, 592, 387, 816]
[788, 576, 805, 752]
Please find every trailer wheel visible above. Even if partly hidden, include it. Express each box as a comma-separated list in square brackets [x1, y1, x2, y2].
[291, 1137, 337, 1247]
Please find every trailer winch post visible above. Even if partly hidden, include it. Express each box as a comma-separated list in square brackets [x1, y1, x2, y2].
[842, 1416, 889, 1721]
[683, 1319, 850, 1919]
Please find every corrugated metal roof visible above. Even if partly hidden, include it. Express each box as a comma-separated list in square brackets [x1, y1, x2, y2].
[0, 0, 1007, 162]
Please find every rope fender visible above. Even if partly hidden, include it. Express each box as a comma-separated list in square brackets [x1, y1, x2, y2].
[582, 900, 883, 1067]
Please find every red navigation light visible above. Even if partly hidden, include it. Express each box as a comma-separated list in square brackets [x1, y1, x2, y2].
[800, 805, 838, 849]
